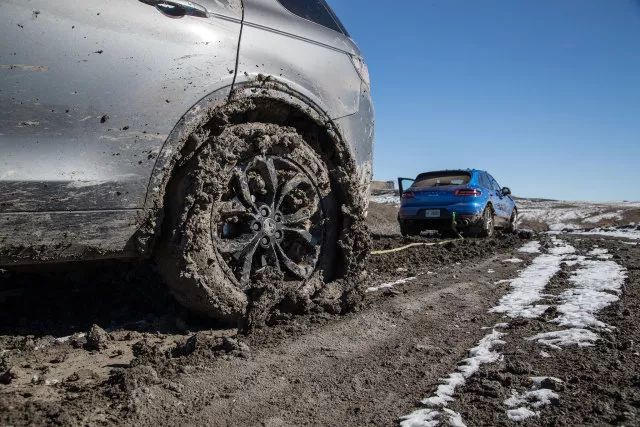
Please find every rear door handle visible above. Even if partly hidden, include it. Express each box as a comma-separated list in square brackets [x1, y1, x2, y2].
[140, 0, 208, 18]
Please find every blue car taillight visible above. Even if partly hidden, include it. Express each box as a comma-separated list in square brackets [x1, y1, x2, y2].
[455, 189, 482, 196]
[401, 191, 415, 200]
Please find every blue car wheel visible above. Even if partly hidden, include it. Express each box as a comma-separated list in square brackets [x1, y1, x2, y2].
[479, 206, 495, 238]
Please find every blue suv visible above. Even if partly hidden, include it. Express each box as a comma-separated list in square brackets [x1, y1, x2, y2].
[397, 169, 518, 237]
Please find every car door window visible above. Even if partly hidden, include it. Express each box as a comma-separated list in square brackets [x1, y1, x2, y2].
[480, 173, 490, 189]
[276, 0, 350, 35]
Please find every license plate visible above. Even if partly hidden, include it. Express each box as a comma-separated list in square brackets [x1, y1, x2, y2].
[423, 209, 440, 218]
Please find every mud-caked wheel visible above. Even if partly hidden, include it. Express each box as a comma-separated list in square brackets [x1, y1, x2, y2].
[505, 209, 518, 234]
[157, 123, 338, 324]
[478, 206, 495, 238]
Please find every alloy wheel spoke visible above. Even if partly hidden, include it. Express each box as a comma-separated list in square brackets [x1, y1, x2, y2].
[276, 174, 306, 209]
[275, 243, 314, 279]
[238, 235, 261, 284]
[283, 227, 315, 246]
[217, 233, 258, 254]
[233, 167, 256, 212]
[217, 197, 251, 218]
[282, 206, 316, 225]
[263, 243, 281, 272]
[260, 156, 279, 197]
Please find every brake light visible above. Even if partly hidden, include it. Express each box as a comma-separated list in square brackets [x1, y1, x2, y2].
[402, 191, 415, 199]
[455, 189, 482, 196]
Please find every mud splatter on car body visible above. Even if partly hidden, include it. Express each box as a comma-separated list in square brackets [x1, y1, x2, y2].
[0, 1, 374, 321]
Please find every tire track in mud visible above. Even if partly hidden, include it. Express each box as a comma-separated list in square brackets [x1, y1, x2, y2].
[400, 236, 636, 426]
[106, 242, 528, 426]
[0, 234, 525, 426]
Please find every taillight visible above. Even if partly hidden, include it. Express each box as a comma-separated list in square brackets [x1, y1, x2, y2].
[455, 189, 482, 196]
[402, 191, 415, 199]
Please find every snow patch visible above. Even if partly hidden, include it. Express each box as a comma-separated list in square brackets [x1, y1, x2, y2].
[443, 409, 466, 427]
[370, 193, 399, 206]
[505, 388, 559, 409]
[573, 227, 640, 240]
[507, 407, 538, 421]
[503, 258, 523, 264]
[518, 241, 541, 254]
[530, 250, 627, 348]
[399, 330, 505, 427]
[490, 239, 575, 318]
[504, 381, 559, 421]
[518, 199, 636, 231]
[529, 328, 600, 349]
[55, 333, 86, 343]
[366, 277, 416, 293]
[583, 210, 623, 223]
[587, 248, 612, 259]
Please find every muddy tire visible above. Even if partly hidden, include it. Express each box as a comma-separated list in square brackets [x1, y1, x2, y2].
[156, 123, 339, 324]
[505, 209, 518, 234]
[478, 206, 495, 238]
[399, 221, 421, 237]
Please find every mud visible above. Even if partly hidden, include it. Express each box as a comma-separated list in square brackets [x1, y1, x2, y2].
[444, 236, 640, 425]
[156, 118, 367, 324]
[2, 202, 639, 426]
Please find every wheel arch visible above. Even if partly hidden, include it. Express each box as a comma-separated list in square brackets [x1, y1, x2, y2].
[134, 79, 362, 256]
[485, 201, 495, 214]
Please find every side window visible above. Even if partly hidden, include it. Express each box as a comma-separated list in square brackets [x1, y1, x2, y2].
[276, 0, 349, 35]
[487, 174, 502, 191]
[490, 176, 502, 192]
[479, 173, 490, 189]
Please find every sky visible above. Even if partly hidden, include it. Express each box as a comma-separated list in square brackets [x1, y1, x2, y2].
[329, 0, 640, 202]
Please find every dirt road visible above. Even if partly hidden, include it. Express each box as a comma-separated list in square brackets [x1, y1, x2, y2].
[1, 201, 639, 426]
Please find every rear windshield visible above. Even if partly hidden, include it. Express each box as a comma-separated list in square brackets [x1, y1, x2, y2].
[276, 0, 350, 36]
[412, 171, 471, 188]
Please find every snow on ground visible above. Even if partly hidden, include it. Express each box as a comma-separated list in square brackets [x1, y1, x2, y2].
[490, 239, 574, 319]
[588, 247, 613, 259]
[400, 239, 571, 427]
[399, 329, 506, 427]
[573, 227, 640, 240]
[400, 238, 630, 425]
[518, 241, 541, 254]
[529, 248, 627, 348]
[516, 199, 638, 231]
[583, 211, 624, 223]
[506, 407, 538, 422]
[366, 277, 416, 293]
[371, 192, 400, 206]
[504, 386, 560, 421]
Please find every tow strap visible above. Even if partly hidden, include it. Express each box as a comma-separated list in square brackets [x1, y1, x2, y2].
[370, 238, 463, 255]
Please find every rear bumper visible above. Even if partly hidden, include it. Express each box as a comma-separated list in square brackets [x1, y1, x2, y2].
[399, 203, 484, 218]
[398, 203, 484, 229]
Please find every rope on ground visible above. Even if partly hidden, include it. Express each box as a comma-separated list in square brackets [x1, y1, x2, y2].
[370, 238, 463, 255]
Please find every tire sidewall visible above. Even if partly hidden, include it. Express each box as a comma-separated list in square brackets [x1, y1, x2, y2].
[158, 123, 338, 322]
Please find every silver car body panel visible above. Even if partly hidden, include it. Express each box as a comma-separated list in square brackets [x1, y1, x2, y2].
[0, 0, 241, 212]
[238, 0, 362, 120]
[0, 0, 374, 265]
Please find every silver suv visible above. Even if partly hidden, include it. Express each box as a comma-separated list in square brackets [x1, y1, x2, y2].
[0, 0, 374, 323]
